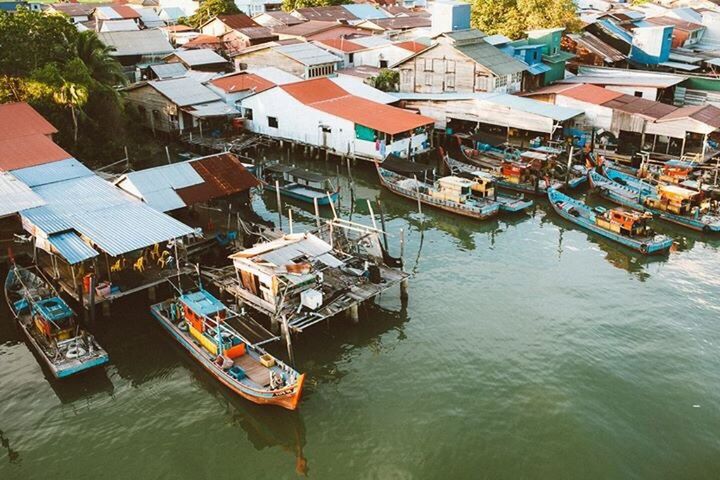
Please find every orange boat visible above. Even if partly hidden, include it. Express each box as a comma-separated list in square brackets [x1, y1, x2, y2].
[151, 287, 305, 410]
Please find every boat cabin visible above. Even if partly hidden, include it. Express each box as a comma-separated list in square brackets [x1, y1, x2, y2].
[432, 176, 475, 203]
[596, 208, 652, 236]
[179, 289, 239, 356]
[263, 164, 335, 192]
[645, 184, 710, 215]
[30, 296, 75, 341]
[659, 161, 693, 184]
[468, 174, 495, 199]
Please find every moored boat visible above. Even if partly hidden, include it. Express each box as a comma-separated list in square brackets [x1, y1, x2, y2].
[590, 167, 720, 232]
[151, 287, 305, 410]
[261, 163, 339, 206]
[4, 265, 109, 378]
[376, 164, 500, 220]
[547, 188, 673, 254]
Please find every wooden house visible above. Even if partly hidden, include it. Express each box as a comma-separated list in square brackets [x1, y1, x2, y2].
[392, 29, 527, 95]
[232, 42, 342, 79]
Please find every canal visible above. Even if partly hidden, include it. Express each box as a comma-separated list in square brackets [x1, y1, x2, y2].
[2, 152, 720, 479]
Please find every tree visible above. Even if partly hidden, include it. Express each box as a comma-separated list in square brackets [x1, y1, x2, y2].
[281, 0, 351, 12]
[185, 0, 240, 29]
[371, 69, 399, 92]
[471, 0, 582, 39]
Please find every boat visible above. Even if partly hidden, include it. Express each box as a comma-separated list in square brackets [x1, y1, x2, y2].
[444, 156, 533, 213]
[590, 167, 720, 232]
[547, 188, 673, 254]
[150, 286, 305, 410]
[261, 163, 339, 206]
[4, 265, 108, 378]
[376, 163, 500, 220]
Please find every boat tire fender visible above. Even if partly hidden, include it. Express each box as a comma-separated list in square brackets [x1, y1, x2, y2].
[66, 345, 86, 359]
[178, 320, 189, 332]
[703, 225, 711, 233]
[640, 243, 648, 254]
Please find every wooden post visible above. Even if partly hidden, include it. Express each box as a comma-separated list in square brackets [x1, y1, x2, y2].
[413, 175, 422, 215]
[288, 208, 294, 234]
[275, 180, 282, 231]
[378, 200, 389, 251]
[400, 278, 409, 303]
[165, 146, 171, 165]
[347, 303, 359, 324]
[102, 301, 111, 318]
[88, 273, 96, 325]
[281, 314, 295, 367]
[313, 197, 321, 230]
[149, 285, 157, 302]
[367, 199, 378, 230]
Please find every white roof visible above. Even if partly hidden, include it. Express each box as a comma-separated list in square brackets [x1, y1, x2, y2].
[98, 30, 174, 56]
[100, 19, 140, 32]
[185, 100, 240, 117]
[128, 6, 166, 28]
[351, 36, 393, 49]
[274, 43, 342, 66]
[171, 48, 227, 66]
[0, 171, 45, 218]
[330, 76, 396, 104]
[247, 66, 301, 85]
[148, 77, 221, 106]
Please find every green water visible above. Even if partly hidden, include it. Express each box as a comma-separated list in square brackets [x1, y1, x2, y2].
[2, 156, 720, 479]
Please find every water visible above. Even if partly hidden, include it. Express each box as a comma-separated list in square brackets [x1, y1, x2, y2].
[2, 155, 720, 479]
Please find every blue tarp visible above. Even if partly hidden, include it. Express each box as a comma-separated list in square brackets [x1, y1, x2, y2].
[180, 289, 225, 317]
[33, 297, 73, 324]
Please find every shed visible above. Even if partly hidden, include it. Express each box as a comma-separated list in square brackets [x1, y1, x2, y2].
[164, 48, 230, 71]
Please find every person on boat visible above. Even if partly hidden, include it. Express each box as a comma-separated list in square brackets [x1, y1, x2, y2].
[214, 355, 233, 371]
[270, 371, 286, 389]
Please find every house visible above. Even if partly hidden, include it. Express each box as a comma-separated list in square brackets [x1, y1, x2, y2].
[114, 153, 260, 213]
[182, 34, 228, 51]
[646, 16, 705, 48]
[252, 11, 304, 29]
[314, 36, 426, 69]
[234, 0, 281, 17]
[164, 49, 231, 72]
[273, 20, 371, 41]
[392, 29, 527, 95]
[92, 5, 142, 29]
[431, 0, 470, 35]
[124, 77, 239, 133]
[200, 13, 259, 36]
[158, 6, 187, 25]
[147, 62, 189, 80]
[558, 66, 686, 101]
[98, 29, 174, 74]
[526, 28, 575, 85]
[207, 70, 278, 107]
[232, 42, 342, 79]
[587, 12, 674, 66]
[46, 3, 94, 24]
[239, 77, 434, 160]
[128, 6, 166, 29]
[562, 32, 627, 69]
[222, 26, 278, 52]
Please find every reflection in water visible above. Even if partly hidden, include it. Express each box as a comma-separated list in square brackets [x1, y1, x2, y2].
[0, 429, 20, 464]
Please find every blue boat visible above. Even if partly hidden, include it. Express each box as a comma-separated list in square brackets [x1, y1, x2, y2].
[590, 166, 720, 232]
[548, 188, 673, 254]
[4, 265, 109, 378]
[262, 163, 339, 206]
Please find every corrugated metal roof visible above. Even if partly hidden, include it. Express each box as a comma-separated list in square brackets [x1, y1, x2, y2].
[456, 41, 527, 76]
[0, 102, 57, 141]
[567, 32, 626, 63]
[149, 62, 188, 79]
[100, 19, 140, 32]
[247, 67, 300, 85]
[350, 35, 392, 49]
[559, 83, 625, 105]
[136, 189, 187, 212]
[11, 158, 93, 187]
[488, 93, 583, 121]
[330, 76, 396, 104]
[210, 71, 275, 93]
[484, 34, 512, 46]
[565, 66, 686, 87]
[0, 135, 72, 171]
[129, 6, 165, 28]
[341, 4, 390, 20]
[98, 30, 173, 57]
[122, 161, 203, 194]
[0, 172, 45, 218]
[526, 63, 552, 75]
[159, 7, 186, 21]
[171, 48, 227, 66]
[149, 77, 221, 106]
[184, 101, 239, 118]
[602, 95, 677, 119]
[658, 104, 720, 127]
[293, 6, 358, 22]
[47, 231, 99, 265]
[274, 42, 342, 66]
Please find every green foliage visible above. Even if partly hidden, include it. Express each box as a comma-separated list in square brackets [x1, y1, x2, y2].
[281, 0, 351, 12]
[185, 0, 240, 29]
[0, 10, 129, 165]
[471, 0, 582, 39]
[371, 69, 399, 92]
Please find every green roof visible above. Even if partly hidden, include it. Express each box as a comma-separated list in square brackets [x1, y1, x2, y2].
[542, 50, 576, 64]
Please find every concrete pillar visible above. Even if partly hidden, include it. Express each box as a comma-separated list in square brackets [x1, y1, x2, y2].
[348, 303, 359, 324]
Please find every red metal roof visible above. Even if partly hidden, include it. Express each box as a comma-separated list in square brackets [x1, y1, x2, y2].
[560, 84, 624, 105]
[395, 41, 428, 53]
[111, 5, 141, 19]
[0, 102, 57, 141]
[316, 38, 365, 53]
[0, 134, 72, 171]
[176, 153, 260, 204]
[601, 95, 676, 119]
[184, 34, 225, 48]
[281, 78, 434, 135]
[210, 72, 275, 94]
[216, 13, 258, 30]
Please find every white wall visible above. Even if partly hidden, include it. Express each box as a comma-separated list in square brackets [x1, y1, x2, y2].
[555, 96, 612, 131]
[354, 45, 415, 68]
[605, 85, 658, 100]
[241, 88, 429, 159]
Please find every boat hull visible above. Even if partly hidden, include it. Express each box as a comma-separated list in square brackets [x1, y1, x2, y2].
[265, 184, 338, 206]
[151, 304, 304, 410]
[548, 188, 672, 254]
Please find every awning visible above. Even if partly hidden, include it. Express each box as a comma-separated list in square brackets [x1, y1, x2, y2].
[526, 63, 552, 75]
[48, 231, 99, 265]
[184, 101, 239, 118]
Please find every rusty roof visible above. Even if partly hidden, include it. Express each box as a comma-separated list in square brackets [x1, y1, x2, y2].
[315, 38, 365, 52]
[234, 26, 277, 40]
[646, 16, 703, 31]
[559, 84, 624, 105]
[567, 32, 626, 63]
[184, 34, 225, 48]
[360, 16, 430, 30]
[176, 153, 260, 205]
[293, 6, 358, 22]
[658, 105, 720, 128]
[395, 40, 428, 53]
[281, 77, 434, 135]
[0, 102, 57, 141]
[216, 13, 258, 30]
[274, 20, 345, 37]
[601, 95, 677, 119]
[210, 72, 275, 93]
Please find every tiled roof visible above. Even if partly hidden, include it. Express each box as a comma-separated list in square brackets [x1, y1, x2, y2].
[281, 77, 434, 134]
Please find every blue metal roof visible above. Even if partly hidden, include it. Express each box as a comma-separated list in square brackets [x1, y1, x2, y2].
[598, 19, 633, 44]
[341, 4, 390, 19]
[180, 289, 225, 317]
[11, 158, 93, 188]
[48, 231, 99, 265]
[526, 63, 552, 75]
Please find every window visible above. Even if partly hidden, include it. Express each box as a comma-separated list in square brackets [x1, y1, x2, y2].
[634, 91, 643, 98]
[348, 53, 354, 63]
[446, 60, 455, 73]
[379, 60, 388, 68]
[445, 74, 455, 91]
[495, 75, 507, 88]
[425, 73, 432, 86]
[268, 116, 278, 128]
[423, 58, 433, 72]
[244, 107, 253, 120]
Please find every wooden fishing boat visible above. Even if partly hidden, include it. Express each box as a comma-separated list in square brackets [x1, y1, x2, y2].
[151, 287, 305, 410]
[261, 163, 339, 206]
[548, 188, 673, 254]
[459, 144, 507, 169]
[376, 164, 500, 220]
[444, 156, 533, 213]
[4, 265, 108, 378]
[591, 167, 720, 232]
